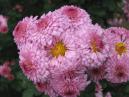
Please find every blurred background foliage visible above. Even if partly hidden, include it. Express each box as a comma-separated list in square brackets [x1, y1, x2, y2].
[0, 0, 129, 97]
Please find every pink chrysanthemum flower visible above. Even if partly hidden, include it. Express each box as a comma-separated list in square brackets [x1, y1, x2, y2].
[13, 16, 38, 47]
[36, 11, 69, 36]
[51, 75, 90, 97]
[79, 24, 109, 67]
[87, 64, 106, 82]
[56, 5, 91, 27]
[50, 60, 90, 97]
[104, 27, 129, 57]
[106, 55, 129, 83]
[0, 15, 8, 33]
[19, 44, 49, 82]
[0, 61, 14, 80]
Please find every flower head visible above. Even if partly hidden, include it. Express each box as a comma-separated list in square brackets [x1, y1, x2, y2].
[19, 44, 50, 82]
[56, 5, 92, 27]
[13, 16, 38, 47]
[80, 24, 109, 67]
[106, 55, 129, 83]
[104, 27, 129, 57]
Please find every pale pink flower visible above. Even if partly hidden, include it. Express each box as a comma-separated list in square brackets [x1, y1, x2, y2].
[106, 55, 129, 83]
[79, 24, 109, 68]
[0, 15, 8, 33]
[36, 11, 69, 36]
[104, 27, 129, 57]
[19, 44, 49, 82]
[50, 60, 90, 97]
[56, 5, 92, 27]
[51, 75, 90, 97]
[0, 61, 14, 80]
[13, 16, 38, 47]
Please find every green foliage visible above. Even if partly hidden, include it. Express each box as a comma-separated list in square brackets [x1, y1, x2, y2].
[1, 0, 129, 97]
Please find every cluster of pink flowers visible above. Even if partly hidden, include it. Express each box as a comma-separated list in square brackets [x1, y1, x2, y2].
[0, 15, 8, 33]
[13, 5, 129, 97]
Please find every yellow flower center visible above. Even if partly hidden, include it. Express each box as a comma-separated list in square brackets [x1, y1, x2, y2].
[91, 41, 101, 53]
[51, 42, 67, 57]
[115, 42, 127, 55]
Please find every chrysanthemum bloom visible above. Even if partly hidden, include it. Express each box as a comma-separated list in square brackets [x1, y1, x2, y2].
[87, 64, 106, 82]
[0, 61, 14, 80]
[19, 43, 50, 82]
[106, 55, 129, 83]
[13, 16, 38, 48]
[78, 24, 109, 67]
[36, 11, 70, 36]
[55, 5, 91, 28]
[104, 27, 129, 57]
[0, 15, 8, 33]
[49, 60, 90, 97]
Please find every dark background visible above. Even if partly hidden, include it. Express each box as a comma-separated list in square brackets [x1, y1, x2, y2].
[0, 0, 129, 97]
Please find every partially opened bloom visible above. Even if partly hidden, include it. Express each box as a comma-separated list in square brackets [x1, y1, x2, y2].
[103, 27, 129, 57]
[56, 5, 91, 28]
[106, 55, 129, 83]
[0, 61, 14, 80]
[0, 15, 8, 33]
